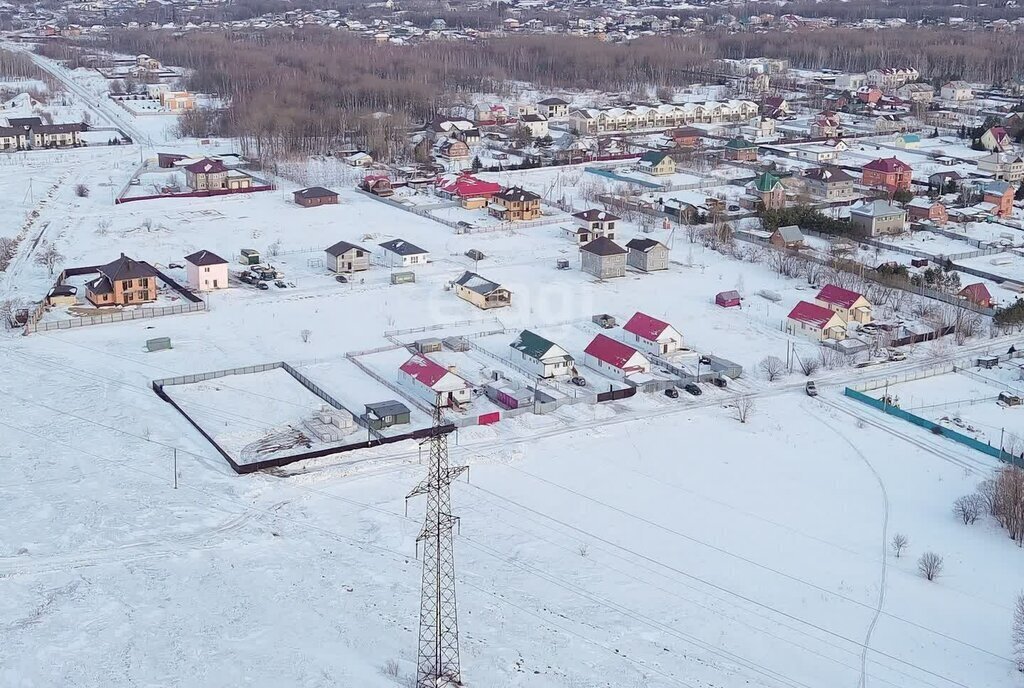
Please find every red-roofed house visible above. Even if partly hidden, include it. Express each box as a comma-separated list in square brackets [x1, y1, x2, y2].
[785, 301, 848, 341]
[184, 158, 228, 190]
[361, 174, 394, 197]
[435, 173, 503, 209]
[622, 312, 683, 356]
[959, 283, 993, 308]
[861, 157, 912, 192]
[398, 354, 473, 407]
[583, 334, 650, 379]
[815, 284, 873, 324]
[981, 126, 1012, 153]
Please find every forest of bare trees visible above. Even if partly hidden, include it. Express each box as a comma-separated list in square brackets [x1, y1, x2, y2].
[69, 25, 1024, 158]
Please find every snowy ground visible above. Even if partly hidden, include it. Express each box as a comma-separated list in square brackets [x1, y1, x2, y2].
[3, 50, 1024, 688]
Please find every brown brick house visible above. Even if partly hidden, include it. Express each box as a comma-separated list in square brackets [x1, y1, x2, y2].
[85, 254, 159, 306]
[293, 186, 339, 207]
[488, 187, 541, 221]
[861, 157, 912, 192]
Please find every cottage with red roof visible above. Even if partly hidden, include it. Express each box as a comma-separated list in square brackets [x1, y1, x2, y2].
[981, 127, 1012, 153]
[815, 284, 873, 324]
[861, 157, 912, 192]
[622, 312, 683, 356]
[434, 173, 502, 209]
[959, 283, 993, 309]
[785, 301, 848, 341]
[583, 334, 651, 379]
[361, 174, 393, 197]
[398, 354, 473, 408]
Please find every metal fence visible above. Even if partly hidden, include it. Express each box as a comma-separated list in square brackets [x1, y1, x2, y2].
[844, 387, 1022, 466]
[26, 300, 206, 333]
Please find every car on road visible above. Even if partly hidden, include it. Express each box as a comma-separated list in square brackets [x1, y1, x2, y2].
[683, 383, 702, 396]
[805, 380, 818, 397]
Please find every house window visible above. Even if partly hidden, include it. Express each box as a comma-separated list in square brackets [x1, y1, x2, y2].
[212, 280, 218, 288]
[140, 291, 150, 301]
[204, 267, 210, 272]
[124, 280, 133, 288]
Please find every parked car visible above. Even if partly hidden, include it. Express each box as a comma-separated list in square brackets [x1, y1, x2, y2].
[664, 387, 679, 399]
[683, 383, 702, 396]
[238, 272, 254, 284]
[570, 376, 587, 387]
[335, 274, 348, 283]
[887, 349, 907, 362]
[727, 204, 740, 211]
[129, 178, 141, 186]
[805, 380, 818, 397]
[710, 377, 727, 388]
[274, 280, 288, 288]
[257, 281, 270, 290]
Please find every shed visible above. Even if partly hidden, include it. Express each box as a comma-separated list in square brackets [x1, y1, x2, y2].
[414, 338, 443, 354]
[391, 271, 416, 285]
[145, 336, 172, 352]
[364, 400, 411, 430]
[239, 248, 260, 265]
[46, 284, 77, 306]
[716, 290, 741, 308]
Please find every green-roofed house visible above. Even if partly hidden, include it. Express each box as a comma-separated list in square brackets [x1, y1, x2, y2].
[637, 151, 676, 176]
[747, 171, 785, 210]
[724, 137, 758, 162]
[509, 330, 575, 378]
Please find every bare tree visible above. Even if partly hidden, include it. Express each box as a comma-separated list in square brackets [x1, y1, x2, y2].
[0, 236, 17, 271]
[734, 396, 755, 423]
[918, 551, 944, 581]
[891, 532, 909, 558]
[953, 494, 983, 525]
[759, 355, 785, 382]
[1014, 592, 1024, 672]
[798, 355, 820, 377]
[977, 478, 1000, 517]
[34, 243, 64, 277]
[300, 328, 312, 343]
[995, 465, 1024, 545]
[74, 183, 89, 198]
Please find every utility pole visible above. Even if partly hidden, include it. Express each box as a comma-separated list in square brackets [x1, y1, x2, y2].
[173, 448, 177, 489]
[406, 397, 467, 688]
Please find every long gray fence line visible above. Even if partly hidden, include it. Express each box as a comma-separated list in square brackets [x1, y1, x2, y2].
[954, 363, 1024, 397]
[384, 318, 500, 338]
[26, 300, 207, 333]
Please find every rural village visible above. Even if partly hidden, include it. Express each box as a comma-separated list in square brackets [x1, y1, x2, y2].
[3, 6, 1024, 688]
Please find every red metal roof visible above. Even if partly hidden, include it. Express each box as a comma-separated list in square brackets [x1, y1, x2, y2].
[959, 283, 991, 304]
[184, 157, 228, 174]
[816, 284, 863, 309]
[435, 173, 501, 198]
[400, 354, 453, 388]
[584, 334, 642, 369]
[623, 312, 670, 342]
[788, 301, 839, 329]
[862, 157, 911, 174]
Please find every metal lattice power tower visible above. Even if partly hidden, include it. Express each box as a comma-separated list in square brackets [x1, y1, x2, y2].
[407, 399, 467, 688]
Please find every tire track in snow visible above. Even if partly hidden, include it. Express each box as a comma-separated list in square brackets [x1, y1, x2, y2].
[806, 403, 889, 688]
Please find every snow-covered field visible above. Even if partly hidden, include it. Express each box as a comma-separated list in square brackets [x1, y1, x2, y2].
[3, 50, 1024, 688]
